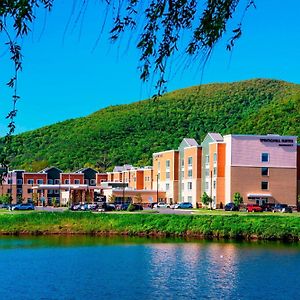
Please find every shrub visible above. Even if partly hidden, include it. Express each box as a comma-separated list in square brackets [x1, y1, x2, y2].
[127, 203, 136, 212]
[233, 192, 243, 207]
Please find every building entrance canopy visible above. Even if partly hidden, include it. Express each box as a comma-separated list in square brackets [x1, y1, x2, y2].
[247, 194, 272, 198]
[32, 184, 90, 190]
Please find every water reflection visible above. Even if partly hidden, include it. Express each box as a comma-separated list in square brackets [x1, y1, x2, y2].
[205, 243, 238, 299]
[0, 237, 299, 299]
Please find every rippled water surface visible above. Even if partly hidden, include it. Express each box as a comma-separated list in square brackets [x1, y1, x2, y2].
[0, 236, 299, 299]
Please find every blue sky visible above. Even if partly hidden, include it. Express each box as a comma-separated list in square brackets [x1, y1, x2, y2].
[0, 0, 299, 135]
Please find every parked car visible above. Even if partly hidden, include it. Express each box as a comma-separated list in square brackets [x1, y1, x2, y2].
[120, 203, 130, 211]
[175, 202, 193, 209]
[98, 203, 115, 211]
[261, 203, 275, 212]
[80, 203, 89, 211]
[131, 204, 143, 211]
[272, 204, 292, 213]
[12, 203, 35, 211]
[0, 204, 10, 209]
[224, 203, 239, 211]
[70, 204, 81, 211]
[88, 203, 98, 211]
[247, 204, 263, 212]
[153, 202, 170, 209]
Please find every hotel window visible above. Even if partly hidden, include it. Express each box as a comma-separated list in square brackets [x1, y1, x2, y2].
[84, 179, 89, 184]
[261, 181, 269, 190]
[166, 172, 170, 179]
[7, 189, 12, 194]
[181, 183, 184, 191]
[37, 179, 43, 184]
[181, 171, 184, 178]
[205, 155, 209, 164]
[261, 153, 269, 162]
[213, 167, 217, 176]
[213, 153, 217, 162]
[65, 179, 70, 184]
[205, 169, 209, 177]
[27, 179, 34, 184]
[48, 190, 53, 194]
[188, 182, 192, 190]
[47, 179, 53, 184]
[17, 179, 23, 185]
[74, 179, 80, 184]
[188, 196, 192, 203]
[188, 169, 192, 178]
[181, 159, 184, 167]
[27, 189, 33, 193]
[188, 157, 192, 166]
[8, 179, 12, 184]
[213, 180, 216, 190]
[205, 182, 209, 190]
[166, 183, 170, 191]
[54, 179, 60, 184]
[261, 167, 269, 176]
[54, 190, 59, 194]
[166, 160, 170, 168]
[17, 188, 22, 194]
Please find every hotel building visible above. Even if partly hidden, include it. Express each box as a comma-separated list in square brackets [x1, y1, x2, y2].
[178, 138, 202, 204]
[201, 133, 226, 208]
[0, 133, 298, 208]
[152, 133, 298, 208]
[153, 150, 179, 203]
[223, 134, 298, 207]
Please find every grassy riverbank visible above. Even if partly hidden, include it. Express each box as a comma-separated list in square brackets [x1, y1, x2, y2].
[1, 211, 300, 241]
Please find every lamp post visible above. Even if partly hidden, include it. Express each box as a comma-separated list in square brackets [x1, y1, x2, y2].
[210, 170, 213, 209]
[68, 171, 71, 208]
[31, 182, 33, 204]
[122, 182, 125, 204]
[9, 171, 13, 206]
[156, 173, 159, 205]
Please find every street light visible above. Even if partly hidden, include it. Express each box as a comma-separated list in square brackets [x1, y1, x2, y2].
[156, 173, 159, 204]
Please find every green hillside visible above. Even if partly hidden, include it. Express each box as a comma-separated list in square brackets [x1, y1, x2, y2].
[8, 79, 300, 171]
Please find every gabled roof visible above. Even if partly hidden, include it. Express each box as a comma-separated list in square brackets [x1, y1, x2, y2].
[38, 166, 62, 173]
[75, 167, 97, 173]
[113, 165, 134, 172]
[208, 133, 223, 142]
[123, 164, 133, 170]
[182, 138, 199, 147]
[113, 166, 124, 172]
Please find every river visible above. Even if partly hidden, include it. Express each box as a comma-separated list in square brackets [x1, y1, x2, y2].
[0, 236, 299, 299]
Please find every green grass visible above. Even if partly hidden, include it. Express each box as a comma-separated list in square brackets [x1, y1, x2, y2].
[0, 211, 300, 241]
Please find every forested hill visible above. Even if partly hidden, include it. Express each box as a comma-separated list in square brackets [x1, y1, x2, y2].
[8, 79, 300, 171]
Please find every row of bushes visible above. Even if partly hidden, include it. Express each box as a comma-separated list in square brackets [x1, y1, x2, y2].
[0, 212, 300, 241]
